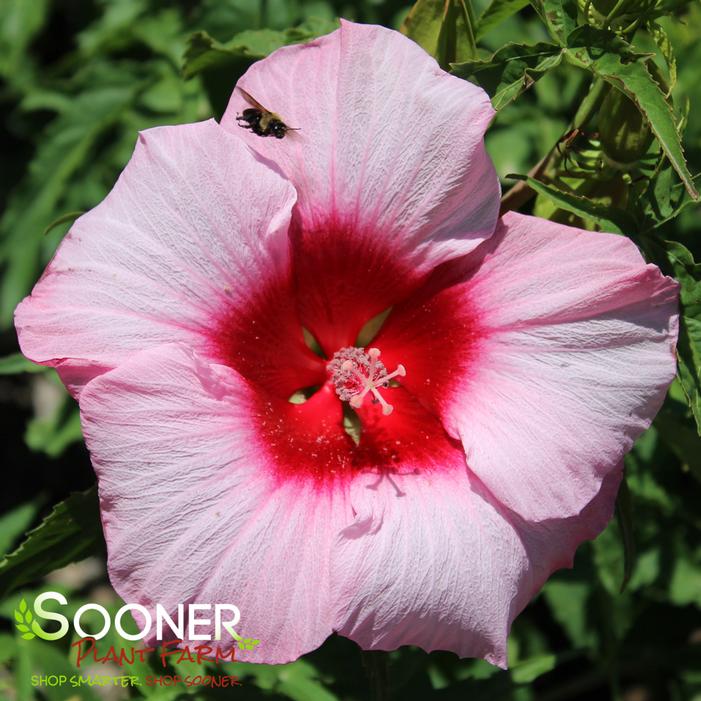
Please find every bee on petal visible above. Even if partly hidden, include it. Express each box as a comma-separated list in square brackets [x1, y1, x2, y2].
[235, 88, 298, 139]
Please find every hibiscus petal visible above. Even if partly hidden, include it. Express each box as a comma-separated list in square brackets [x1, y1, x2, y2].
[333, 459, 620, 666]
[220, 20, 500, 272]
[80, 343, 347, 663]
[333, 471, 524, 666]
[516, 464, 623, 587]
[376, 212, 678, 523]
[15, 119, 322, 397]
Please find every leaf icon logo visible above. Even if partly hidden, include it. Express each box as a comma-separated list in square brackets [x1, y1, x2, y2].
[237, 637, 261, 651]
[14, 599, 36, 640]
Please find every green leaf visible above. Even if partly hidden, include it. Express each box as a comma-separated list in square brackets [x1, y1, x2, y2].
[540, 0, 579, 44]
[544, 578, 595, 647]
[643, 171, 701, 232]
[401, 0, 477, 69]
[627, 547, 661, 591]
[0, 633, 16, 665]
[16, 636, 32, 701]
[670, 555, 701, 607]
[566, 28, 698, 199]
[0, 487, 102, 599]
[0, 503, 41, 560]
[615, 474, 635, 593]
[402, 0, 447, 53]
[276, 666, 339, 701]
[658, 241, 701, 433]
[440, 0, 478, 65]
[22, 638, 100, 700]
[182, 30, 255, 77]
[75, 0, 149, 56]
[0, 85, 144, 327]
[236, 658, 339, 701]
[182, 19, 339, 79]
[504, 174, 636, 232]
[566, 25, 648, 60]
[18, 599, 27, 614]
[452, 42, 564, 110]
[654, 409, 701, 483]
[593, 521, 629, 599]
[182, 19, 338, 116]
[0, 354, 46, 376]
[0, 0, 50, 83]
[649, 21, 676, 95]
[511, 653, 558, 684]
[25, 403, 83, 458]
[475, 0, 530, 39]
[42, 210, 84, 238]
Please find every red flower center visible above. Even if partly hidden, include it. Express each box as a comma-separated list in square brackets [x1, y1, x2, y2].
[207, 222, 482, 487]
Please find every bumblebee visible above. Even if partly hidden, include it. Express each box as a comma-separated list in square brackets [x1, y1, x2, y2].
[235, 88, 297, 139]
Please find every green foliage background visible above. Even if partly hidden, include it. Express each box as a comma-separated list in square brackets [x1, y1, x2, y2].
[0, 0, 700, 699]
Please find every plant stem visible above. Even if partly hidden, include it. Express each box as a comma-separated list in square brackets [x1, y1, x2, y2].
[605, 0, 629, 23]
[572, 77, 607, 130]
[500, 148, 554, 214]
[361, 650, 391, 701]
[500, 78, 608, 213]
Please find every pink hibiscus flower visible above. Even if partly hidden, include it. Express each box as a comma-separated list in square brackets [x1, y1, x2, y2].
[15, 21, 678, 666]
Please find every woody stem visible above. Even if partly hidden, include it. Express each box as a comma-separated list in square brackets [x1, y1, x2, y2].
[361, 650, 390, 701]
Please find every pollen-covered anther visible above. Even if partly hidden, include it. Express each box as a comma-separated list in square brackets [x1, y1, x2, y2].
[328, 346, 406, 415]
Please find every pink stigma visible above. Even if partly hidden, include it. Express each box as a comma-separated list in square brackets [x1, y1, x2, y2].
[328, 347, 406, 415]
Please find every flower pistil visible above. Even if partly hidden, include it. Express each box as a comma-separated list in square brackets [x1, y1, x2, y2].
[328, 347, 406, 415]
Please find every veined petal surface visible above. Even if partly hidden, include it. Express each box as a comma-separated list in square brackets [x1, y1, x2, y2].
[221, 20, 500, 273]
[80, 343, 347, 663]
[14, 120, 317, 395]
[375, 212, 678, 522]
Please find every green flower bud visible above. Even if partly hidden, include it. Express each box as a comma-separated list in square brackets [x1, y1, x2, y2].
[598, 88, 653, 164]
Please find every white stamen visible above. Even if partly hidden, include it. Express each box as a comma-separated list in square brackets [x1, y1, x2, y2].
[327, 347, 406, 415]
